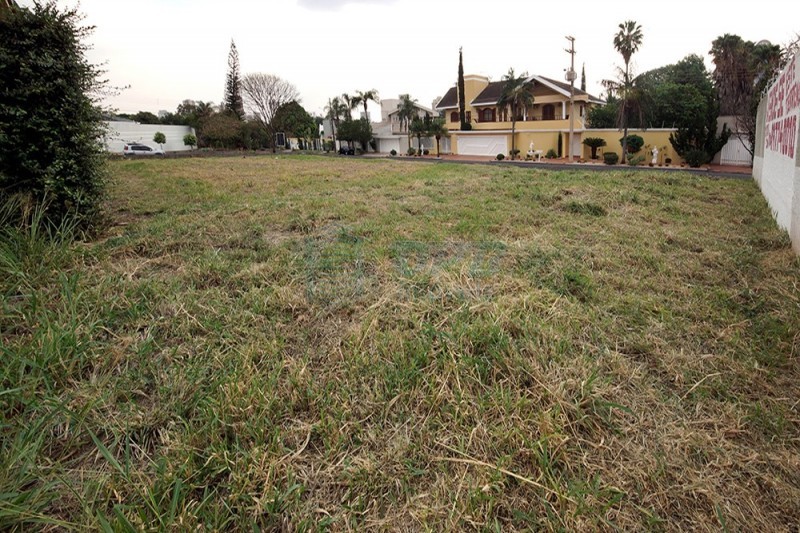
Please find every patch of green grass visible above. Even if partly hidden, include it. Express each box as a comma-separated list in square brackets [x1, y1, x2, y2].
[2, 155, 799, 530]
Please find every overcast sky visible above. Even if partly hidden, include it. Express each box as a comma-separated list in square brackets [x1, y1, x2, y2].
[19, 0, 799, 118]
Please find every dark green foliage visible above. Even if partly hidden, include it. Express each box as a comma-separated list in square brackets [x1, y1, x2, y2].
[496, 153, 505, 160]
[0, 2, 107, 228]
[337, 119, 372, 152]
[183, 133, 197, 149]
[619, 134, 644, 153]
[390, 149, 397, 156]
[200, 113, 242, 149]
[153, 131, 166, 147]
[603, 152, 619, 164]
[407, 147, 416, 156]
[458, 48, 467, 130]
[557, 133, 563, 157]
[583, 137, 607, 159]
[224, 40, 244, 120]
[683, 149, 710, 167]
[240, 119, 269, 150]
[273, 101, 317, 145]
[546, 149, 558, 159]
[587, 96, 619, 128]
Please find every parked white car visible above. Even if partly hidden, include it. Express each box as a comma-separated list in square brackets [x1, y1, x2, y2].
[123, 143, 164, 156]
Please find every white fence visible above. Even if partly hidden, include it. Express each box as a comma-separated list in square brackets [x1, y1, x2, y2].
[720, 134, 752, 166]
[104, 121, 196, 153]
[753, 52, 800, 253]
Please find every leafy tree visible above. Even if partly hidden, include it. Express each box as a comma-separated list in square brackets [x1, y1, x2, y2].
[587, 94, 619, 128]
[241, 73, 299, 152]
[710, 34, 783, 159]
[183, 133, 197, 150]
[497, 68, 534, 159]
[240, 119, 269, 150]
[200, 112, 241, 149]
[0, 1, 107, 227]
[582, 137, 607, 159]
[337, 118, 372, 152]
[132, 111, 160, 124]
[153, 131, 165, 150]
[611, 20, 643, 157]
[224, 40, 245, 120]
[352, 89, 379, 121]
[273, 101, 317, 147]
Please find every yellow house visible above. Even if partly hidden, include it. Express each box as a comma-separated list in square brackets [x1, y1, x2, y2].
[435, 74, 604, 157]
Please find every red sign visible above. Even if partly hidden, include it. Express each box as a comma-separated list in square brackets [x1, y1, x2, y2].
[765, 55, 800, 159]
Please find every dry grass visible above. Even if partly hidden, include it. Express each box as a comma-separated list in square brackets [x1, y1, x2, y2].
[2, 154, 799, 530]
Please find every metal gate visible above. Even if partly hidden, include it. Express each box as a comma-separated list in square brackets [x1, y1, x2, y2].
[720, 134, 752, 166]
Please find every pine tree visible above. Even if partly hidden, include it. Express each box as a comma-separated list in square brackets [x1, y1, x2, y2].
[224, 40, 244, 120]
[458, 47, 468, 130]
[581, 63, 586, 92]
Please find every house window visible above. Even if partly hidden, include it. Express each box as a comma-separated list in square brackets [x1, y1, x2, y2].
[481, 108, 495, 122]
[542, 104, 555, 121]
[450, 111, 458, 123]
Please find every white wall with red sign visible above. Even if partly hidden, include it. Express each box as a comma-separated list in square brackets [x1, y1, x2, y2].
[754, 53, 800, 252]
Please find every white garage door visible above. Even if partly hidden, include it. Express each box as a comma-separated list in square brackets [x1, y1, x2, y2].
[458, 135, 508, 156]
[379, 138, 401, 154]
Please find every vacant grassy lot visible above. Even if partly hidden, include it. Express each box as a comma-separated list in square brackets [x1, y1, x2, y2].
[2, 155, 799, 530]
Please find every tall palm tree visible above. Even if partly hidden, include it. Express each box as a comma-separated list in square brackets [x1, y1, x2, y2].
[613, 20, 643, 157]
[397, 94, 418, 145]
[497, 68, 535, 159]
[352, 89, 380, 121]
[324, 96, 347, 147]
[340, 93, 356, 120]
[427, 118, 449, 157]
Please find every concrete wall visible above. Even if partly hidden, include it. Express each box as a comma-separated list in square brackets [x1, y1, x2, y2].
[104, 122, 196, 153]
[753, 53, 800, 253]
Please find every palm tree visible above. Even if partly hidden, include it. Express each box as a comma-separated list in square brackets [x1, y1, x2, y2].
[324, 96, 347, 147]
[340, 93, 356, 120]
[396, 94, 418, 146]
[427, 118, 449, 157]
[496, 68, 535, 159]
[352, 89, 379, 121]
[613, 20, 644, 157]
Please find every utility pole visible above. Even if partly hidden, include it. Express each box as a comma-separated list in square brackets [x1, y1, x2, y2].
[565, 36, 576, 161]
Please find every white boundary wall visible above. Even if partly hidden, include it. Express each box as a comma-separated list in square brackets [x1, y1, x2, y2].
[103, 121, 196, 153]
[753, 53, 800, 253]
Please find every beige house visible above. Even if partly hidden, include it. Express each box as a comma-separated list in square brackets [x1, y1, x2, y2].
[435, 74, 604, 157]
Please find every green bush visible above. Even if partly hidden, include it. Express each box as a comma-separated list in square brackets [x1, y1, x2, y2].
[324, 140, 335, 152]
[496, 153, 505, 160]
[626, 154, 645, 166]
[0, 3, 108, 229]
[545, 149, 558, 159]
[603, 152, 619, 165]
[183, 133, 197, 150]
[684, 149, 709, 167]
[423, 149, 429, 156]
[390, 149, 397, 156]
[407, 147, 416, 156]
[620, 134, 644, 153]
